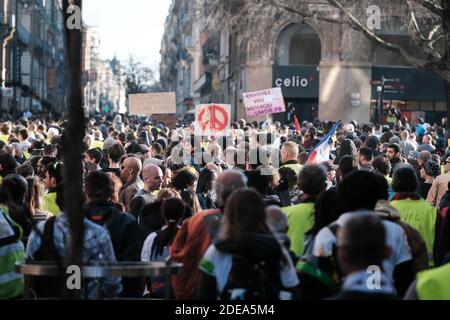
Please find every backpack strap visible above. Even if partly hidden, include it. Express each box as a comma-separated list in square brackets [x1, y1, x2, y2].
[41, 217, 62, 266]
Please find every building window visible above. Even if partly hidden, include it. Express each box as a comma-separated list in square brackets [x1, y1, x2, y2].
[276, 23, 321, 66]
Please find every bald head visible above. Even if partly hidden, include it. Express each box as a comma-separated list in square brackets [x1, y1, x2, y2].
[215, 170, 248, 208]
[143, 164, 163, 192]
[418, 150, 431, 166]
[281, 141, 299, 163]
[266, 206, 288, 233]
[120, 157, 142, 184]
[423, 134, 432, 144]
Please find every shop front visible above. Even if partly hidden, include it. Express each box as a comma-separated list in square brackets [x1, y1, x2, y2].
[272, 65, 320, 124]
[371, 66, 447, 125]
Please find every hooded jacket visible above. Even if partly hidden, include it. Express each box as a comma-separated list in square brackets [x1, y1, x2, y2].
[85, 200, 143, 262]
[337, 139, 357, 163]
[85, 200, 144, 297]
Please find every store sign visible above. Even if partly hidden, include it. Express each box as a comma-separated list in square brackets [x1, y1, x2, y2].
[272, 65, 319, 98]
[371, 66, 446, 101]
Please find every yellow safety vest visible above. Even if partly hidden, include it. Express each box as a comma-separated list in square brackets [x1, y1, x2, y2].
[91, 140, 104, 150]
[417, 263, 450, 300]
[283, 202, 314, 256]
[42, 192, 61, 217]
[281, 163, 303, 176]
[387, 115, 397, 124]
[0, 209, 24, 300]
[0, 134, 9, 144]
[391, 199, 436, 258]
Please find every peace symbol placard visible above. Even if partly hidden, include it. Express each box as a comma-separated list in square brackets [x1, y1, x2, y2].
[195, 104, 231, 136]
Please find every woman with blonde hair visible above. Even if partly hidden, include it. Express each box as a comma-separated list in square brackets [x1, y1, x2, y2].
[25, 176, 52, 222]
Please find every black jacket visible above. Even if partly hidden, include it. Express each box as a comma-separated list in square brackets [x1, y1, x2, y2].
[85, 200, 143, 261]
[139, 200, 193, 239]
[197, 193, 216, 211]
[139, 201, 165, 239]
[436, 192, 450, 265]
[84, 200, 144, 297]
[214, 233, 287, 300]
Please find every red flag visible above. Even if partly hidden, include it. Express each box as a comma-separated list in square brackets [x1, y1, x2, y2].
[294, 115, 301, 132]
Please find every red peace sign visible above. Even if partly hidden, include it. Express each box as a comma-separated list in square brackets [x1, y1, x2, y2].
[198, 104, 229, 132]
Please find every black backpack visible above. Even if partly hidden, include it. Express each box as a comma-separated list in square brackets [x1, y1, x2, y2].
[220, 252, 285, 300]
[28, 217, 65, 298]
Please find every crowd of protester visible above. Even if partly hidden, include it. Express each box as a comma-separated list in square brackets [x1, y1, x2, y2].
[1, 113, 450, 300]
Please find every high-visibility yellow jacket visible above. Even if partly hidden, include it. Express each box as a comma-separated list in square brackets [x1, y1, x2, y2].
[0, 210, 24, 300]
[391, 198, 436, 259]
[42, 192, 61, 217]
[416, 263, 450, 300]
[283, 202, 314, 256]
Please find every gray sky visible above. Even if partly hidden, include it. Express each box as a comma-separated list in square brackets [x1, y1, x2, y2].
[83, 0, 172, 72]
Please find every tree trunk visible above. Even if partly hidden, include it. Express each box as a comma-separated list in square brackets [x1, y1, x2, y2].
[443, 1, 450, 130]
[61, 0, 84, 300]
[446, 80, 450, 131]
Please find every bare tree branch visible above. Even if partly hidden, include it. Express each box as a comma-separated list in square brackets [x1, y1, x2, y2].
[428, 24, 441, 40]
[274, 0, 343, 24]
[413, 0, 444, 16]
[202, 0, 450, 82]
[326, 0, 437, 68]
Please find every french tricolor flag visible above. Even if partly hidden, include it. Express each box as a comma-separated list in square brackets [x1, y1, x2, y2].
[307, 121, 342, 164]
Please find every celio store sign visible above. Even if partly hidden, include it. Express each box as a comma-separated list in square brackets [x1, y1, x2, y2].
[273, 65, 320, 98]
[274, 76, 310, 88]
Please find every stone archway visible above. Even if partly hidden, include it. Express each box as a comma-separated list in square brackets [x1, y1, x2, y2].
[273, 23, 322, 123]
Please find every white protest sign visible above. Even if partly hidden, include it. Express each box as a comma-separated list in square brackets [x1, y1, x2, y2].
[243, 87, 286, 118]
[128, 92, 176, 115]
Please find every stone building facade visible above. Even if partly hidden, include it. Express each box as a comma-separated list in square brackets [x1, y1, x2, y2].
[1, 0, 68, 117]
[160, 0, 447, 125]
